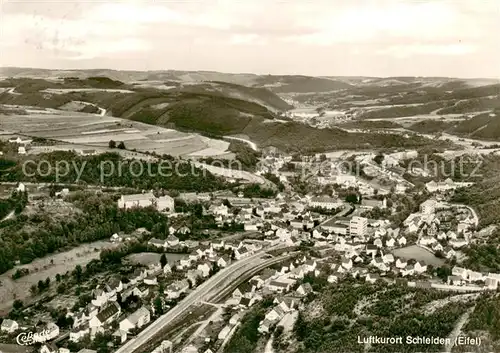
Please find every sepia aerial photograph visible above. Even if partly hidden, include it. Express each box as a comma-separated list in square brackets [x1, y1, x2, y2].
[0, 0, 499, 352]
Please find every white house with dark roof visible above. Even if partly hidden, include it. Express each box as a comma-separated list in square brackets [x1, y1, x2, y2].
[148, 238, 167, 248]
[164, 280, 189, 299]
[419, 236, 437, 246]
[234, 246, 251, 260]
[267, 278, 295, 293]
[371, 257, 389, 272]
[197, 263, 211, 278]
[365, 273, 380, 284]
[70, 324, 90, 342]
[395, 258, 407, 269]
[119, 306, 150, 333]
[0, 319, 18, 333]
[386, 238, 396, 248]
[89, 302, 121, 330]
[217, 255, 231, 268]
[341, 257, 353, 270]
[432, 243, 444, 252]
[166, 235, 179, 247]
[133, 284, 150, 299]
[232, 282, 255, 299]
[144, 274, 158, 286]
[296, 283, 313, 297]
[414, 262, 427, 274]
[396, 235, 407, 246]
[382, 253, 395, 264]
[365, 244, 378, 257]
[401, 265, 414, 277]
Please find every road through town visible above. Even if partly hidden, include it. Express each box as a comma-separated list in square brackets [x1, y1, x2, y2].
[115, 246, 284, 353]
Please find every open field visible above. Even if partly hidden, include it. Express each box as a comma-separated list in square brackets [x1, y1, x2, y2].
[392, 245, 445, 267]
[0, 105, 231, 157]
[0, 241, 118, 313]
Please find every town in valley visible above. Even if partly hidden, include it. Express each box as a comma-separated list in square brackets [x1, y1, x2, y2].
[1, 1, 500, 353]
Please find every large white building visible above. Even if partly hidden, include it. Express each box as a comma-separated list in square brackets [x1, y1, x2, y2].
[419, 199, 437, 215]
[118, 193, 174, 213]
[309, 197, 343, 210]
[349, 216, 368, 237]
[335, 174, 356, 185]
[426, 179, 474, 193]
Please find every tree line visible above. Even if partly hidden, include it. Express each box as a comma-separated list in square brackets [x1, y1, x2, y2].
[1, 151, 228, 192]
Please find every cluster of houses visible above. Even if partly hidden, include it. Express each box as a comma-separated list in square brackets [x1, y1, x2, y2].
[179, 255, 320, 350]
[252, 149, 413, 198]
[1, 320, 65, 353]
[67, 237, 265, 347]
[325, 246, 429, 284]
[1, 146, 491, 353]
[1, 320, 60, 339]
[404, 199, 476, 256]
[447, 266, 500, 290]
[351, 152, 416, 191]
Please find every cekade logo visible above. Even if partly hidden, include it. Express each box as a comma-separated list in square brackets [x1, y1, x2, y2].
[16, 329, 51, 345]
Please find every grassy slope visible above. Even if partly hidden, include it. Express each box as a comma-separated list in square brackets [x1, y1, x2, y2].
[158, 93, 272, 135]
[104, 90, 442, 152]
[407, 120, 457, 134]
[450, 155, 500, 227]
[0, 90, 74, 108]
[343, 83, 500, 109]
[359, 101, 453, 119]
[408, 110, 500, 140]
[181, 81, 293, 111]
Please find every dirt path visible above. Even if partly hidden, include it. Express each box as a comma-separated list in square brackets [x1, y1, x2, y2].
[224, 136, 258, 151]
[423, 293, 479, 315]
[264, 336, 275, 353]
[444, 306, 474, 353]
[0, 210, 15, 222]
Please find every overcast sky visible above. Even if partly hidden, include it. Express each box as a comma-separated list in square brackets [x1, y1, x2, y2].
[1, 0, 499, 77]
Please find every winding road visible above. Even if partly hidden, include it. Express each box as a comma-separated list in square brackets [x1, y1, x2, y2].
[223, 136, 258, 151]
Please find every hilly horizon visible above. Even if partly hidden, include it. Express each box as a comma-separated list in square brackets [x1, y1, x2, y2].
[0, 66, 500, 89]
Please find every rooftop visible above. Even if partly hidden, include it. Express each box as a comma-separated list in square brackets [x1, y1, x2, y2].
[122, 193, 156, 202]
